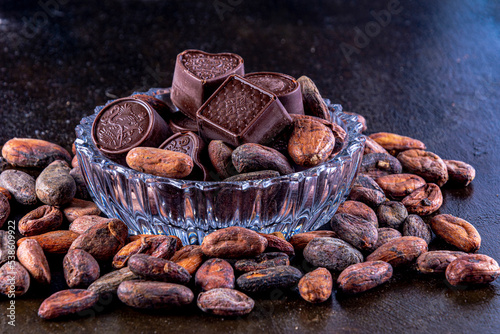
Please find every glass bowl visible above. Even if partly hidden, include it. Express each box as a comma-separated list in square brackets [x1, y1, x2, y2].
[75, 88, 365, 245]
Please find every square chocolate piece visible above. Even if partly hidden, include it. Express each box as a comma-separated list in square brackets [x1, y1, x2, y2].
[196, 75, 292, 147]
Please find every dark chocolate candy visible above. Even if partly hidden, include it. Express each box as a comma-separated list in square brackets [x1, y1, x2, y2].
[196, 75, 292, 147]
[159, 132, 209, 181]
[244, 72, 304, 115]
[169, 112, 199, 133]
[92, 98, 172, 159]
[131, 94, 171, 120]
[171, 50, 244, 119]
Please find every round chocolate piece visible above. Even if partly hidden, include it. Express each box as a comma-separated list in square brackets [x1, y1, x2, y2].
[169, 112, 199, 133]
[244, 72, 304, 115]
[92, 98, 171, 156]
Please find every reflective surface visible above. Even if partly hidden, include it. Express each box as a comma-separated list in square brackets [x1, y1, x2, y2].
[1, 0, 500, 333]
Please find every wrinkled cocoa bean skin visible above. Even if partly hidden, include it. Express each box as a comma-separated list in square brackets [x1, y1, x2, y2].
[208, 140, 237, 180]
[258, 233, 295, 256]
[0, 170, 37, 205]
[88, 267, 138, 295]
[117, 280, 194, 309]
[368, 132, 426, 153]
[297, 76, 330, 120]
[197, 288, 254, 316]
[128, 254, 191, 284]
[401, 183, 443, 216]
[195, 258, 235, 291]
[171, 245, 205, 275]
[236, 265, 303, 293]
[63, 198, 101, 223]
[361, 153, 403, 179]
[2, 138, 71, 168]
[337, 261, 393, 294]
[330, 213, 378, 251]
[416, 250, 467, 274]
[375, 173, 426, 200]
[19, 205, 63, 236]
[69, 215, 109, 234]
[63, 249, 100, 288]
[402, 214, 432, 244]
[70, 219, 128, 262]
[446, 254, 500, 286]
[366, 236, 428, 267]
[0, 231, 10, 266]
[38, 289, 99, 320]
[429, 214, 481, 252]
[113, 235, 172, 269]
[235, 252, 290, 272]
[201, 226, 268, 259]
[397, 149, 449, 187]
[0, 261, 30, 297]
[298, 267, 332, 303]
[348, 175, 387, 207]
[364, 136, 389, 155]
[35, 160, 76, 206]
[17, 239, 51, 285]
[0, 192, 9, 228]
[223, 170, 280, 182]
[303, 237, 363, 272]
[232, 143, 294, 175]
[0, 187, 11, 200]
[444, 159, 476, 186]
[337, 200, 378, 228]
[372, 228, 402, 250]
[126, 147, 194, 179]
[289, 231, 337, 252]
[70, 167, 91, 200]
[376, 201, 408, 230]
[18, 230, 79, 254]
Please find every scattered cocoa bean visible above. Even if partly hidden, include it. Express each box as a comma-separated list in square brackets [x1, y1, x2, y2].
[444, 159, 476, 186]
[0, 169, 37, 205]
[337, 261, 393, 294]
[416, 250, 467, 274]
[368, 132, 426, 154]
[236, 265, 303, 293]
[0, 261, 30, 297]
[113, 235, 172, 269]
[289, 230, 337, 252]
[150, 236, 179, 259]
[128, 254, 191, 284]
[36, 160, 76, 206]
[63, 249, 100, 288]
[195, 258, 235, 291]
[337, 200, 378, 228]
[361, 153, 402, 179]
[258, 232, 295, 256]
[38, 289, 99, 319]
[2, 138, 71, 168]
[171, 245, 205, 275]
[364, 136, 389, 155]
[18, 230, 79, 254]
[330, 213, 378, 251]
[376, 201, 408, 230]
[117, 280, 194, 309]
[429, 214, 481, 252]
[126, 147, 194, 178]
[397, 149, 448, 187]
[235, 252, 290, 272]
[63, 198, 101, 223]
[375, 173, 426, 199]
[401, 183, 443, 215]
[366, 236, 428, 267]
[0, 231, 9, 266]
[402, 214, 432, 244]
[372, 227, 402, 250]
[0, 187, 11, 200]
[303, 237, 363, 272]
[348, 175, 387, 208]
[0, 192, 9, 228]
[197, 288, 254, 316]
[69, 215, 109, 234]
[16, 239, 51, 285]
[298, 267, 332, 303]
[201, 226, 268, 259]
[18, 205, 63, 236]
[446, 254, 500, 286]
[88, 267, 139, 295]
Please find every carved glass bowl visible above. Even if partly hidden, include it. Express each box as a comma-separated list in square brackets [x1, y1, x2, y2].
[75, 88, 365, 245]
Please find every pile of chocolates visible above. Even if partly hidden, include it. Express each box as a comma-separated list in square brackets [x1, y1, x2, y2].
[91, 50, 347, 181]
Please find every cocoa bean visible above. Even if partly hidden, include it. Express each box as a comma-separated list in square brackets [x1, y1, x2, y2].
[38, 289, 99, 319]
[289, 230, 337, 252]
[298, 267, 332, 303]
[149, 236, 179, 259]
[201, 226, 268, 259]
[364, 136, 389, 155]
[70, 167, 90, 200]
[113, 235, 172, 269]
[88, 267, 138, 295]
[429, 214, 481, 252]
[303, 237, 363, 272]
[330, 213, 378, 251]
[297, 76, 330, 120]
[17, 239, 51, 285]
[401, 183, 443, 215]
[69, 215, 109, 234]
[223, 170, 280, 182]
[368, 132, 426, 153]
[397, 149, 448, 186]
[70, 219, 128, 261]
[402, 214, 432, 244]
[361, 153, 402, 179]
[208, 140, 237, 179]
[366, 236, 428, 267]
[18, 205, 63, 236]
[344, 111, 367, 132]
[372, 227, 402, 250]
[197, 288, 254, 316]
[2, 138, 71, 168]
[0, 192, 9, 228]
[126, 147, 194, 178]
[171, 245, 205, 275]
[0, 170, 37, 205]
[195, 258, 235, 291]
[337, 261, 393, 294]
[117, 280, 194, 309]
[63, 249, 100, 288]
[446, 254, 500, 286]
[258, 233, 295, 256]
[63, 198, 101, 223]
[0, 261, 30, 297]
[444, 159, 476, 186]
[375, 173, 426, 199]
[0, 231, 9, 266]
[376, 201, 408, 230]
[18, 230, 79, 254]
[232, 143, 294, 175]
[416, 250, 467, 274]
[0, 186, 11, 200]
[236, 265, 303, 293]
[234, 252, 290, 272]
[337, 200, 378, 228]
[128, 254, 191, 284]
[348, 175, 387, 207]
[36, 160, 76, 206]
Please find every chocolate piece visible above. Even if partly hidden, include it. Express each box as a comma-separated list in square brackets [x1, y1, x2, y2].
[171, 50, 245, 119]
[131, 94, 171, 120]
[168, 112, 199, 133]
[92, 98, 172, 160]
[245, 72, 304, 115]
[159, 132, 209, 181]
[197, 75, 292, 147]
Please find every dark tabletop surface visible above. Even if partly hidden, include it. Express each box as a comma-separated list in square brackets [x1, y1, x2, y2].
[1, 0, 500, 333]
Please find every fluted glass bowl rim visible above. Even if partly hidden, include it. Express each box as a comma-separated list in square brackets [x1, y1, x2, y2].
[75, 87, 365, 192]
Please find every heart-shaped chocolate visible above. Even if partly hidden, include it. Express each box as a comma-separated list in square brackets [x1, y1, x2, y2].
[171, 49, 245, 120]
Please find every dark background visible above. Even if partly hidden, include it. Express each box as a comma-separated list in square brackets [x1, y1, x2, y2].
[1, 0, 499, 333]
